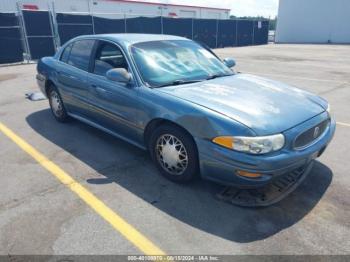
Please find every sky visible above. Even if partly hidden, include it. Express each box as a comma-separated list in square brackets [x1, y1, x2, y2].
[227, 0, 279, 18]
[137, 0, 279, 18]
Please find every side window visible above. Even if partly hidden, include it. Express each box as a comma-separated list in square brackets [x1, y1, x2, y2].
[60, 44, 72, 63]
[67, 40, 95, 71]
[93, 41, 128, 76]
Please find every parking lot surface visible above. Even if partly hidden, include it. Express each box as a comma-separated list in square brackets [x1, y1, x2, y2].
[0, 44, 349, 255]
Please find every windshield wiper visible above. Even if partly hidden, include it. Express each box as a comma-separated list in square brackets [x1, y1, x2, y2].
[154, 79, 204, 88]
[206, 73, 233, 80]
[153, 74, 233, 88]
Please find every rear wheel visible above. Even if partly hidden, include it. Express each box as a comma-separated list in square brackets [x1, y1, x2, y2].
[48, 85, 69, 122]
[149, 124, 199, 183]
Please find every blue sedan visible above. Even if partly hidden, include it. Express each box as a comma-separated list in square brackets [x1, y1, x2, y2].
[36, 34, 335, 191]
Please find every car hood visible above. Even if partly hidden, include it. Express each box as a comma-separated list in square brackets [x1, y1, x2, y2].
[158, 74, 327, 135]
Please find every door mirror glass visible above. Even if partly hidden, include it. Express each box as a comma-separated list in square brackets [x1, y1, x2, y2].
[106, 68, 131, 83]
[223, 58, 236, 68]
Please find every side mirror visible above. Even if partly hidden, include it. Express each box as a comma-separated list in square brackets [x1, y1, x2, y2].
[106, 68, 131, 83]
[223, 58, 236, 68]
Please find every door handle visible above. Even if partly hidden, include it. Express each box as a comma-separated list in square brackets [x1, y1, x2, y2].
[91, 85, 106, 93]
[68, 75, 78, 80]
[58, 71, 77, 80]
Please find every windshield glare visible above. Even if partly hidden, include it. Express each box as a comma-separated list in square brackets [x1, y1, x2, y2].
[130, 40, 233, 87]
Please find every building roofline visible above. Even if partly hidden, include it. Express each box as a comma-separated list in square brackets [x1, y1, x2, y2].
[101, 0, 231, 11]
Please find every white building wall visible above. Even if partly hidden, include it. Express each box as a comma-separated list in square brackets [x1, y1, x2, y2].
[178, 10, 196, 18]
[0, 0, 230, 19]
[330, 0, 350, 43]
[206, 11, 221, 19]
[0, 0, 89, 12]
[276, 0, 350, 44]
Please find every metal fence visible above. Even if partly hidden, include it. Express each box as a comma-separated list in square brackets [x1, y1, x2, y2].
[0, 8, 269, 64]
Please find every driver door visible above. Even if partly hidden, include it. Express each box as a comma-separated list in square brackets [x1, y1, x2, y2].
[87, 40, 141, 142]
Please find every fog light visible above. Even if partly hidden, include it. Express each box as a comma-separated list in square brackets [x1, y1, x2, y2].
[236, 170, 262, 178]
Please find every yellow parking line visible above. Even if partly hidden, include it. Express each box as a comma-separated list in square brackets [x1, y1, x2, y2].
[337, 121, 350, 127]
[0, 121, 165, 256]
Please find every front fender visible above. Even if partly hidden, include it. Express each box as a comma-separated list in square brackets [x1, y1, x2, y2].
[139, 87, 255, 141]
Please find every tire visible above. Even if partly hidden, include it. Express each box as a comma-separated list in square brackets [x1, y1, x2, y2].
[47, 85, 69, 122]
[149, 124, 199, 183]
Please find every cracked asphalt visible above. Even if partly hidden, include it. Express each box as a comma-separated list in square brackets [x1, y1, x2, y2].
[0, 44, 349, 255]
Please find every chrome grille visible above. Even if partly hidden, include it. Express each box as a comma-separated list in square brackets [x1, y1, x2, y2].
[294, 119, 329, 149]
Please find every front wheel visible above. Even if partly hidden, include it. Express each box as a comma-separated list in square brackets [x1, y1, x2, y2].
[149, 124, 199, 183]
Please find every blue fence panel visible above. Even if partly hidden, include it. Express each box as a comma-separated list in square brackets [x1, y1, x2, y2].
[193, 19, 217, 48]
[1, 11, 270, 64]
[23, 10, 52, 36]
[237, 20, 253, 46]
[253, 20, 269, 45]
[22, 10, 55, 59]
[56, 13, 93, 44]
[0, 12, 19, 27]
[0, 28, 23, 63]
[56, 13, 92, 24]
[126, 17, 161, 34]
[217, 19, 236, 47]
[27, 37, 56, 60]
[58, 24, 93, 44]
[162, 17, 192, 39]
[93, 16, 125, 34]
[0, 12, 23, 64]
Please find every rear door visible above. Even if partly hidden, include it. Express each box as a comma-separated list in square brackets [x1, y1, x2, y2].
[56, 39, 96, 118]
[87, 40, 141, 142]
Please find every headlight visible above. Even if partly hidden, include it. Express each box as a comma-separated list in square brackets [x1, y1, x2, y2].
[326, 103, 331, 114]
[212, 134, 285, 154]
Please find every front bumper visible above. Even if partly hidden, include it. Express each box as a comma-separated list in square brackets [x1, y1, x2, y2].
[197, 112, 336, 188]
[217, 160, 314, 207]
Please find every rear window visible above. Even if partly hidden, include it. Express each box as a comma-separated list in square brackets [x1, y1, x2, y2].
[67, 40, 95, 71]
[60, 44, 72, 63]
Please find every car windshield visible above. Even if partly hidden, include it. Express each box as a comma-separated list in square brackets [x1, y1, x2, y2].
[130, 40, 233, 87]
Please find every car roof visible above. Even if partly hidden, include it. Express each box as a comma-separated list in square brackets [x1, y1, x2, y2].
[73, 33, 190, 46]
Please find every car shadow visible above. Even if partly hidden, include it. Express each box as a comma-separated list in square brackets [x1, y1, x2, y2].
[26, 109, 333, 243]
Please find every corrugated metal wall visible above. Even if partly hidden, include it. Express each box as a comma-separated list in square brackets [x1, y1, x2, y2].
[276, 0, 350, 44]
